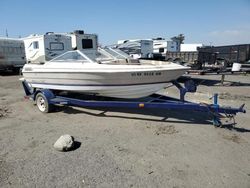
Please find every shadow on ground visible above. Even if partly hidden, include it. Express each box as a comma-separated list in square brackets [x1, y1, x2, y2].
[218, 124, 250, 133]
[68, 141, 81, 151]
[54, 105, 211, 125]
[0, 71, 20, 76]
[52, 105, 250, 132]
[57, 106, 205, 124]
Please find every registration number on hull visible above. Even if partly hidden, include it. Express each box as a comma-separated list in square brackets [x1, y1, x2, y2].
[131, 72, 162, 77]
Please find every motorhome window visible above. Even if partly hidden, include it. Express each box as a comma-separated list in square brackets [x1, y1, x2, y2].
[33, 41, 39, 49]
[49, 42, 64, 51]
[82, 39, 93, 49]
[159, 48, 164, 53]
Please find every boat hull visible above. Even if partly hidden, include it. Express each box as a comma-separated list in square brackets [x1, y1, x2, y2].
[22, 68, 187, 98]
[28, 82, 171, 98]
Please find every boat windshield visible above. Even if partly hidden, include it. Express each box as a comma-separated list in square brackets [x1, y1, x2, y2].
[93, 48, 130, 62]
[50, 51, 92, 63]
[50, 48, 131, 63]
[102, 48, 130, 59]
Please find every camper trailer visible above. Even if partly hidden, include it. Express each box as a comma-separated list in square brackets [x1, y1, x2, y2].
[153, 38, 167, 54]
[67, 30, 98, 58]
[116, 39, 153, 59]
[23, 32, 72, 64]
[69, 30, 98, 50]
[0, 38, 26, 72]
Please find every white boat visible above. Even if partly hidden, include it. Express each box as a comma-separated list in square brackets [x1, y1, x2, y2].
[22, 48, 189, 99]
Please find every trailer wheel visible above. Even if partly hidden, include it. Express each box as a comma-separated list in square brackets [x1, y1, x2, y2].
[35, 93, 51, 113]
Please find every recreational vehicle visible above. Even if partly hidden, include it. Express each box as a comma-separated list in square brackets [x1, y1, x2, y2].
[153, 38, 167, 54]
[23, 32, 72, 64]
[0, 38, 26, 72]
[69, 30, 98, 50]
[67, 30, 98, 59]
[116, 39, 154, 59]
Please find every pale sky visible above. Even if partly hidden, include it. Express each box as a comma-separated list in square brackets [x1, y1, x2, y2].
[1, 0, 250, 45]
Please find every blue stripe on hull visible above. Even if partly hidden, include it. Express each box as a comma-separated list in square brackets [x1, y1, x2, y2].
[30, 81, 170, 87]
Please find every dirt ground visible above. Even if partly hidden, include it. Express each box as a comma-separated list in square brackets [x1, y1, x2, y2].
[0, 73, 250, 188]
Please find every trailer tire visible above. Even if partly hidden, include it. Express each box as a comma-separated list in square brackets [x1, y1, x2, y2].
[35, 93, 52, 113]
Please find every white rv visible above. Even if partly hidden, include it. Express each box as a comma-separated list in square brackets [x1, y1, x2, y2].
[67, 30, 98, 59]
[69, 30, 98, 50]
[23, 32, 72, 64]
[116, 39, 153, 59]
[0, 38, 26, 72]
[153, 38, 167, 54]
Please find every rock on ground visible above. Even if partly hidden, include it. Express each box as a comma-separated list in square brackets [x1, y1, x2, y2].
[53, 135, 74, 151]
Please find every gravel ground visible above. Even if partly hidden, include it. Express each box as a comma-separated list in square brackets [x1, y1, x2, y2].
[0, 73, 250, 188]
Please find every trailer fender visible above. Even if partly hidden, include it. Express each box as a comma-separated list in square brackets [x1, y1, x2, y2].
[33, 89, 55, 102]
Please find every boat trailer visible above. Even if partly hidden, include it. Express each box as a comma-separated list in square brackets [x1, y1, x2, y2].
[21, 80, 246, 127]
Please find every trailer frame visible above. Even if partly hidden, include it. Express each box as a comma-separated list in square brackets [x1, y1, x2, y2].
[21, 80, 246, 127]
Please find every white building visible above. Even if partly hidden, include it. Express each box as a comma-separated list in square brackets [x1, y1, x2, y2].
[180, 44, 203, 52]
